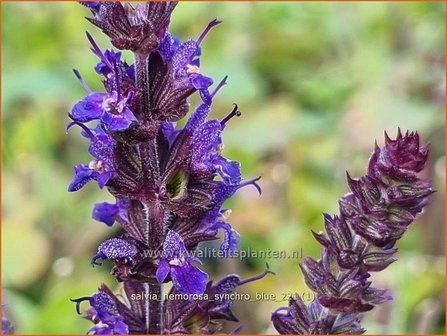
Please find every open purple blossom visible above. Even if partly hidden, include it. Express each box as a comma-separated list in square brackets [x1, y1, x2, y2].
[92, 198, 129, 227]
[85, 36, 137, 97]
[156, 230, 208, 295]
[67, 121, 116, 191]
[71, 83, 137, 132]
[272, 130, 433, 334]
[71, 290, 129, 334]
[189, 104, 243, 186]
[167, 19, 220, 99]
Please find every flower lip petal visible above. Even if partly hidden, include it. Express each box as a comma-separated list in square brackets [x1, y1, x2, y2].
[97, 171, 113, 189]
[157, 231, 209, 295]
[68, 164, 98, 192]
[71, 94, 105, 122]
[171, 263, 208, 295]
[92, 202, 120, 226]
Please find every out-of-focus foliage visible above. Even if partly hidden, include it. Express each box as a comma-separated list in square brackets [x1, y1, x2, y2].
[2, 2, 445, 334]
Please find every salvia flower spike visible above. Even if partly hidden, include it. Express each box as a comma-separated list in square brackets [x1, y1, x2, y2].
[70, 3, 431, 334]
[69, 2, 271, 334]
[271, 130, 433, 334]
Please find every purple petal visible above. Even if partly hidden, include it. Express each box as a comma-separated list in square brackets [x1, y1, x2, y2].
[213, 275, 241, 294]
[97, 171, 113, 189]
[94, 49, 122, 76]
[125, 64, 135, 82]
[161, 231, 189, 260]
[88, 134, 115, 165]
[213, 156, 242, 185]
[161, 122, 181, 145]
[158, 33, 180, 62]
[80, 1, 102, 13]
[191, 120, 221, 170]
[71, 93, 105, 122]
[112, 320, 129, 334]
[92, 202, 120, 226]
[172, 40, 199, 74]
[185, 103, 211, 131]
[97, 238, 137, 261]
[68, 164, 97, 192]
[91, 291, 119, 315]
[190, 73, 213, 90]
[121, 107, 138, 123]
[171, 263, 208, 295]
[102, 111, 135, 132]
[214, 222, 240, 254]
[156, 259, 171, 283]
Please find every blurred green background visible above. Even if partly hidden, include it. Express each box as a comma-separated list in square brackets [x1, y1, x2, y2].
[1, 1, 445, 334]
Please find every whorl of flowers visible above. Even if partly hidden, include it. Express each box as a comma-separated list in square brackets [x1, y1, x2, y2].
[271, 130, 434, 334]
[68, 2, 270, 334]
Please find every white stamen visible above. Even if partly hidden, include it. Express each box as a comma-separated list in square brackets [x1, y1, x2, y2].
[89, 160, 106, 172]
[169, 257, 185, 266]
[222, 209, 232, 220]
[186, 64, 200, 74]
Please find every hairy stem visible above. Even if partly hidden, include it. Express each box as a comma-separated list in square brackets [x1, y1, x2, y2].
[145, 279, 163, 334]
[135, 52, 151, 117]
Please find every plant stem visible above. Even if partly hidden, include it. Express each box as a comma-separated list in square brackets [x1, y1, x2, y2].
[145, 279, 162, 334]
[135, 52, 151, 118]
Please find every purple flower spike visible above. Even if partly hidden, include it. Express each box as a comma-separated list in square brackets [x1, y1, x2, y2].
[70, 3, 267, 333]
[92, 238, 138, 267]
[272, 130, 433, 334]
[156, 231, 208, 295]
